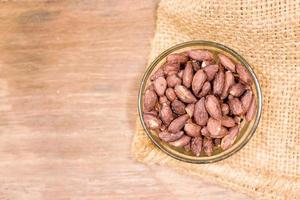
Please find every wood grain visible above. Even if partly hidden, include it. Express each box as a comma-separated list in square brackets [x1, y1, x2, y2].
[0, 1, 252, 199]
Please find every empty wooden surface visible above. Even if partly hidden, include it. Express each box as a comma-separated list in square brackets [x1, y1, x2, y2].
[0, 1, 251, 199]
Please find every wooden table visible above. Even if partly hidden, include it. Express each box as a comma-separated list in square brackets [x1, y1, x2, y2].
[0, 1, 251, 199]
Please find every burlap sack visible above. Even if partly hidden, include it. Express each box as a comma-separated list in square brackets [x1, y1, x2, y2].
[132, 0, 300, 199]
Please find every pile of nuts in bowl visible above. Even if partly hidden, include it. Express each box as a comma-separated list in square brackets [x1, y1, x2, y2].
[142, 49, 256, 156]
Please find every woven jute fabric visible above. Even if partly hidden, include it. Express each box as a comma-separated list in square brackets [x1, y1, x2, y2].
[132, 0, 300, 199]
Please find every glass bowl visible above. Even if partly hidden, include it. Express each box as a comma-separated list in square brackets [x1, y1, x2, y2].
[138, 40, 262, 164]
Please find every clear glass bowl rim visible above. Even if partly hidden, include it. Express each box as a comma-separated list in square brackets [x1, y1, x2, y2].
[138, 40, 262, 164]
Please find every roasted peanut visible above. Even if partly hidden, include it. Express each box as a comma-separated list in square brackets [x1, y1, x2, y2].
[143, 113, 162, 130]
[228, 97, 244, 115]
[221, 126, 239, 150]
[143, 89, 158, 112]
[171, 99, 186, 115]
[191, 137, 202, 156]
[166, 53, 188, 64]
[246, 98, 256, 121]
[153, 77, 167, 96]
[229, 82, 246, 97]
[221, 71, 235, 99]
[221, 116, 236, 128]
[221, 103, 230, 115]
[192, 69, 207, 96]
[197, 81, 211, 98]
[158, 130, 184, 142]
[183, 61, 193, 88]
[160, 103, 174, 126]
[165, 88, 177, 102]
[166, 74, 182, 88]
[174, 85, 197, 103]
[236, 63, 253, 85]
[205, 95, 222, 120]
[168, 114, 189, 133]
[218, 54, 236, 72]
[184, 122, 201, 137]
[188, 50, 213, 61]
[203, 64, 219, 81]
[163, 63, 180, 76]
[203, 138, 213, 156]
[207, 118, 223, 138]
[150, 68, 164, 81]
[194, 97, 209, 126]
[213, 67, 225, 96]
[169, 135, 191, 147]
[144, 110, 158, 117]
[241, 90, 253, 111]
